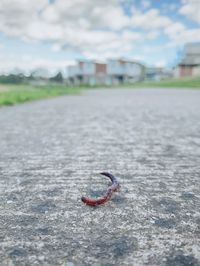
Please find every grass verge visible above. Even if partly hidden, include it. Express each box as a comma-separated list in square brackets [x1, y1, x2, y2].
[0, 76, 199, 106]
[123, 76, 200, 88]
[0, 85, 81, 106]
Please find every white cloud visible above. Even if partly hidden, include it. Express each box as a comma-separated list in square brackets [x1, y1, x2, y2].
[0, 0, 49, 38]
[179, 0, 200, 24]
[130, 8, 172, 29]
[0, 0, 183, 52]
[164, 21, 200, 46]
[173, 28, 200, 44]
[0, 0, 169, 44]
[42, 0, 129, 30]
[0, 53, 75, 75]
[164, 22, 186, 36]
[66, 29, 142, 59]
[0, 0, 200, 72]
[25, 21, 63, 41]
[146, 31, 160, 40]
[155, 60, 167, 67]
[141, 0, 151, 9]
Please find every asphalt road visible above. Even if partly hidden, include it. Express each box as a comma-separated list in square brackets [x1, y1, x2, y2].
[0, 88, 200, 266]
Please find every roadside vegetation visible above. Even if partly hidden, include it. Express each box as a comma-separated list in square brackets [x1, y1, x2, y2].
[0, 76, 199, 107]
[0, 85, 81, 106]
[127, 76, 200, 88]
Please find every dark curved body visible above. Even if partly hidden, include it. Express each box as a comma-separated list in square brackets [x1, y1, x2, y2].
[81, 172, 119, 206]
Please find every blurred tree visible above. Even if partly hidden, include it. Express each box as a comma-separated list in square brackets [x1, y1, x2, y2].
[50, 72, 63, 83]
[0, 73, 25, 84]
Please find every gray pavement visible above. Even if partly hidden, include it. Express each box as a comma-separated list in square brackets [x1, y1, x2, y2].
[0, 88, 200, 266]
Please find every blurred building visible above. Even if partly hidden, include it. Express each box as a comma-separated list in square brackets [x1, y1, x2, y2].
[68, 59, 145, 85]
[174, 43, 200, 78]
[68, 61, 107, 85]
[145, 67, 172, 81]
[107, 59, 145, 84]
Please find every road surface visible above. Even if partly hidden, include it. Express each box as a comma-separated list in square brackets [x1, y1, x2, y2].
[0, 88, 200, 266]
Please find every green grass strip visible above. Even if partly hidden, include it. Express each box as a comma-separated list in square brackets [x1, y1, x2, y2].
[0, 85, 81, 106]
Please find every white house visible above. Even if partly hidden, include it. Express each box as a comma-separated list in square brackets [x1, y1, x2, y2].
[68, 61, 107, 85]
[107, 59, 144, 84]
[68, 59, 145, 85]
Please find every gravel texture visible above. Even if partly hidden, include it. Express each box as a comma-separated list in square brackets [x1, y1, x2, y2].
[0, 88, 200, 266]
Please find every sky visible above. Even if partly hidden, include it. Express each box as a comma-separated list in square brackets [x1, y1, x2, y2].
[0, 0, 200, 75]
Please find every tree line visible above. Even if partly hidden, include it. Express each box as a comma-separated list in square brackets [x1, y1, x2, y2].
[0, 72, 64, 84]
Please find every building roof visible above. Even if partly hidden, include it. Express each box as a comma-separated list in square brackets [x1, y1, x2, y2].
[179, 43, 200, 66]
[108, 58, 144, 66]
[184, 43, 200, 55]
